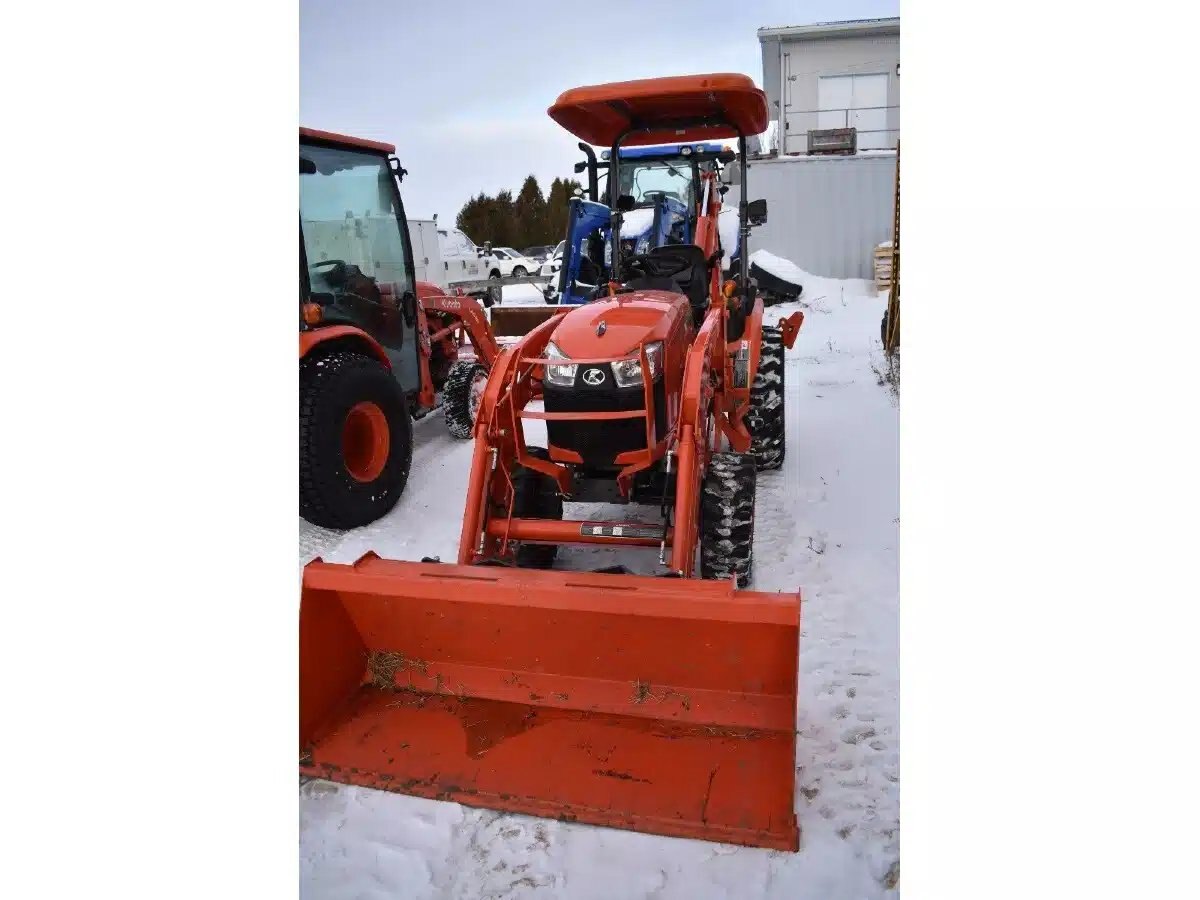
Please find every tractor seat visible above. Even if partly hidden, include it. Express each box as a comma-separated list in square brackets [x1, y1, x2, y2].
[647, 244, 710, 321]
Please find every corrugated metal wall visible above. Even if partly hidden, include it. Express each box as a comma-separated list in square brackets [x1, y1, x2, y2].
[729, 152, 897, 280]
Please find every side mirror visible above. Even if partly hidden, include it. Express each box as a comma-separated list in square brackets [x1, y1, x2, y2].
[718, 148, 736, 164]
[616, 194, 636, 212]
[747, 198, 768, 227]
[573, 161, 587, 174]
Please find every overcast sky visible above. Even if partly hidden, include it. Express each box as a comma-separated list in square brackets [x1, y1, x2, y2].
[301, 0, 898, 227]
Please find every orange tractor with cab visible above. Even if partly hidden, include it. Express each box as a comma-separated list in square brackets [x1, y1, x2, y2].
[300, 128, 500, 529]
[300, 75, 805, 850]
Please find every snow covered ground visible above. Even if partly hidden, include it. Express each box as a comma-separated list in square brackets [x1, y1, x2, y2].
[299, 276, 899, 898]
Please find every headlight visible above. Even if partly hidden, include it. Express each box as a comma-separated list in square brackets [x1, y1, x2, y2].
[612, 341, 663, 388]
[543, 341, 577, 387]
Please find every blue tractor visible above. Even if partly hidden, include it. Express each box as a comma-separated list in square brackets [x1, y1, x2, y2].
[549, 141, 735, 305]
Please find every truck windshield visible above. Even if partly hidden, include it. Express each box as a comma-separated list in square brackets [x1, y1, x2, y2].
[300, 144, 410, 297]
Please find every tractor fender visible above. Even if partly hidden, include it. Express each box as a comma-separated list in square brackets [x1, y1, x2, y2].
[299, 325, 391, 369]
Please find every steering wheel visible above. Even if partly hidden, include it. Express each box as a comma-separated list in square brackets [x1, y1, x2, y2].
[310, 259, 347, 285]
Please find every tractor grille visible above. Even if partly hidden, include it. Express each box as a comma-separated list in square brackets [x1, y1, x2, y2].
[543, 375, 667, 467]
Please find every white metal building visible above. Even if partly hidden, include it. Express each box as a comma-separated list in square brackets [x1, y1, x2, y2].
[728, 151, 897, 281]
[758, 18, 899, 156]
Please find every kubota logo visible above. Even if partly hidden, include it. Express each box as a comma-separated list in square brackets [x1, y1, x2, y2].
[582, 367, 606, 386]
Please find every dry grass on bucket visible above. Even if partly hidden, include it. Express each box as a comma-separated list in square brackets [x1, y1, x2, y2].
[367, 650, 429, 690]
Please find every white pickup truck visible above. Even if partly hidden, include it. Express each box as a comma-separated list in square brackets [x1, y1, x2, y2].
[408, 221, 547, 303]
[407, 220, 489, 289]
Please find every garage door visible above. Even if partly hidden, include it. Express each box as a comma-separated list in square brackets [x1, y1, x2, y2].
[818, 73, 891, 150]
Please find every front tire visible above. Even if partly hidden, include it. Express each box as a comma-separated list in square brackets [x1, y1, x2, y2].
[299, 351, 413, 529]
[511, 447, 563, 569]
[699, 452, 756, 585]
[748, 326, 786, 470]
[442, 359, 489, 439]
[512, 265, 527, 278]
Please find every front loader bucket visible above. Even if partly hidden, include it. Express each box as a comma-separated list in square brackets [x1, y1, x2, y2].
[300, 554, 801, 850]
[489, 305, 563, 338]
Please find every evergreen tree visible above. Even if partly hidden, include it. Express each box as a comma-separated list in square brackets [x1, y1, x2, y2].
[454, 175, 584, 251]
[513, 175, 547, 248]
[544, 177, 584, 245]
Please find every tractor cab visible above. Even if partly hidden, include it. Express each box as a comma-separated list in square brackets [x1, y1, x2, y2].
[610, 142, 733, 245]
[299, 128, 422, 395]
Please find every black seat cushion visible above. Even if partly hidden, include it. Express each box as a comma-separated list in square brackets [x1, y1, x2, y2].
[648, 244, 709, 320]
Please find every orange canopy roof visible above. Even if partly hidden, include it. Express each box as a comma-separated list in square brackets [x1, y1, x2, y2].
[299, 127, 395, 155]
[547, 73, 768, 147]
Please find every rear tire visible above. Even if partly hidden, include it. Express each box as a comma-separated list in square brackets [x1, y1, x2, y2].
[442, 360, 489, 439]
[699, 452, 756, 585]
[300, 351, 413, 529]
[511, 447, 563, 569]
[748, 326, 786, 470]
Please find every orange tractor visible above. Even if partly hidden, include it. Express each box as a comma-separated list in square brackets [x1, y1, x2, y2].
[300, 128, 500, 529]
[300, 75, 805, 850]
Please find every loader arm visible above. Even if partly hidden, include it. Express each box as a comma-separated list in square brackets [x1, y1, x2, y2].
[421, 292, 500, 367]
[669, 302, 724, 576]
[457, 313, 571, 566]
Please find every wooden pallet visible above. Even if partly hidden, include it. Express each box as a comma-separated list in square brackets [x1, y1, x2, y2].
[874, 242, 893, 291]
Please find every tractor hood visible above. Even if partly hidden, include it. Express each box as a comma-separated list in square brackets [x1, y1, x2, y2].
[550, 292, 683, 358]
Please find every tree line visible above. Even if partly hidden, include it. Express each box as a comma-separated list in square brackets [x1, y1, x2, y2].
[456, 174, 584, 251]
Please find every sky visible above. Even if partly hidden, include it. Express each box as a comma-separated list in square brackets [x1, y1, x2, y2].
[301, 0, 899, 228]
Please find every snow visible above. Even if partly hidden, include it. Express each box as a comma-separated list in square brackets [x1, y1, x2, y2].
[498, 283, 548, 306]
[300, 274, 899, 898]
[750, 249, 810, 288]
[620, 207, 655, 237]
[718, 208, 739, 267]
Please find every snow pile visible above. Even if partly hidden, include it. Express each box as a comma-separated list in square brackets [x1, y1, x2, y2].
[750, 249, 813, 289]
[300, 273, 898, 898]
[620, 207, 655, 237]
